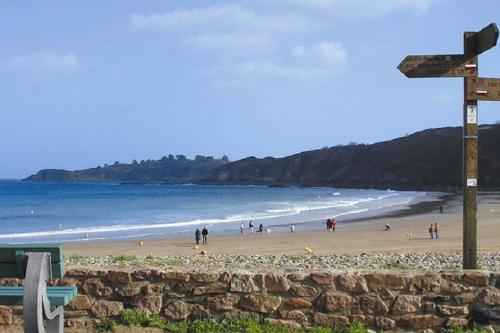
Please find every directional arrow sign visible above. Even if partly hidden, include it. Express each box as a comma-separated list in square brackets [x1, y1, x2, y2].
[467, 77, 500, 101]
[465, 23, 499, 55]
[397, 54, 477, 78]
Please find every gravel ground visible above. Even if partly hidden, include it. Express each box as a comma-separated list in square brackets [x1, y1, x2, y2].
[66, 251, 500, 271]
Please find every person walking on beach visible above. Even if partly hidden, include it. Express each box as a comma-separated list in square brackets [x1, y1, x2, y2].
[439, 206, 444, 214]
[290, 224, 295, 234]
[326, 219, 331, 231]
[332, 219, 337, 231]
[257, 223, 263, 234]
[202, 226, 208, 244]
[249, 220, 254, 233]
[240, 223, 244, 234]
[429, 224, 434, 239]
[434, 223, 440, 239]
[195, 228, 201, 245]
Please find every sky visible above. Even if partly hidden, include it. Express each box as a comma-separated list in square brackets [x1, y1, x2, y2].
[1, 1, 499, 179]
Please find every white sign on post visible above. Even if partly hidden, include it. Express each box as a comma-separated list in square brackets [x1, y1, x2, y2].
[467, 178, 477, 187]
[467, 105, 477, 124]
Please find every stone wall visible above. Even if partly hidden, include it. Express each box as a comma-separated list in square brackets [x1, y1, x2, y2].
[0, 269, 499, 332]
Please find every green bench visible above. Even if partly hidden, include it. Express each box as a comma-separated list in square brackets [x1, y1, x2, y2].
[0, 244, 77, 333]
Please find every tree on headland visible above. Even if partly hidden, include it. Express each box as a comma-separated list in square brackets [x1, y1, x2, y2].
[176, 155, 187, 161]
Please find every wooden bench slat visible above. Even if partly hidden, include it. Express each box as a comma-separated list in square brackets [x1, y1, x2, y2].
[0, 244, 63, 263]
[0, 262, 64, 279]
[0, 287, 77, 306]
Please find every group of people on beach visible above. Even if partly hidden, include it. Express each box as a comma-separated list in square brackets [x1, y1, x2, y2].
[326, 218, 337, 231]
[429, 223, 440, 239]
[194, 227, 208, 245]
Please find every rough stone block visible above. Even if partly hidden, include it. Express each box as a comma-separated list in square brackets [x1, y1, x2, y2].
[454, 292, 476, 305]
[90, 300, 123, 317]
[440, 279, 475, 294]
[285, 298, 312, 309]
[310, 272, 335, 285]
[315, 291, 354, 313]
[398, 314, 444, 329]
[117, 286, 142, 297]
[438, 304, 469, 316]
[376, 316, 395, 330]
[314, 313, 349, 327]
[365, 273, 406, 291]
[392, 295, 421, 315]
[287, 272, 307, 282]
[68, 295, 92, 310]
[462, 271, 490, 286]
[475, 287, 500, 306]
[133, 294, 163, 315]
[446, 317, 469, 327]
[189, 304, 210, 320]
[230, 271, 260, 293]
[0, 305, 12, 325]
[163, 270, 190, 282]
[291, 284, 317, 297]
[191, 271, 219, 283]
[338, 273, 368, 294]
[107, 270, 131, 284]
[410, 273, 441, 293]
[81, 278, 112, 297]
[207, 295, 239, 311]
[264, 318, 302, 330]
[281, 309, 308, 322]
[265, 273, 291, 292]
[164, 300, 191, 320]
[240, 294, 282, 314]
[360, 295, 388, 315]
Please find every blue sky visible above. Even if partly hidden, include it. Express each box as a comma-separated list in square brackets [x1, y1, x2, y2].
[1, 1, 499, 178]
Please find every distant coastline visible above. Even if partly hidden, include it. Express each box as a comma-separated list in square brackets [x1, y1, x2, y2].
[23, 124, 500, 191]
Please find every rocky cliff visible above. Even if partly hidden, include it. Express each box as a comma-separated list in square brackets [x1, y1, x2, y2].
[204, 125, 500, 190]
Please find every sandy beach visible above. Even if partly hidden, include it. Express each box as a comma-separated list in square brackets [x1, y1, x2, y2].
[63, 194, 500, 257]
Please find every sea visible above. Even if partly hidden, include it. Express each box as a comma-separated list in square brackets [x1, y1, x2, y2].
[0, 180, 436, 244]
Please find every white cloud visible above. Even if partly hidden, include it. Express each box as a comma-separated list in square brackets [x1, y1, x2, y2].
[235, 41, 347, 81]
[7, 51, 80, 72]
[130, 5, 315, 33]
[183, 33, 272, 50]
[270, 0, 440, 18]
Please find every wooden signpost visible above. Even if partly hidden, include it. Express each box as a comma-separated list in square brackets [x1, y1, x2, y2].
[398, 23, 499, 269]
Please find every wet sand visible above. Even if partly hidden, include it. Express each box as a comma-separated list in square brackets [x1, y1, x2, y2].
[63, 195, 500, 257]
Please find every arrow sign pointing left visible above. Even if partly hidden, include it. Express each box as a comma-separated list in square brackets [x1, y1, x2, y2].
[397, 54, 477, 78]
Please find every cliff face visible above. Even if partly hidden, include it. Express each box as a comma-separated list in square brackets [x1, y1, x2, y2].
[204, 125, 500, 190]
[25, 155, 230, 183]
[25, 125, 500, 189]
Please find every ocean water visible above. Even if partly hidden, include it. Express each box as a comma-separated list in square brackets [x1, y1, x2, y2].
[0, 180, 432, 244]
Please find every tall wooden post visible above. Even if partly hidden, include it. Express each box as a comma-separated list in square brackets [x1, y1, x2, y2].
[463, 32, 478, 269]
[398, 23, 498, 270]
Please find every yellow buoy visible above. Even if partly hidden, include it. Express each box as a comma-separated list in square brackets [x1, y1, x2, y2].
[193, 245, 199, 250]
[200, 250, 207, 255]
[304, 246, 313, 255]
[139, 241, 144, 246]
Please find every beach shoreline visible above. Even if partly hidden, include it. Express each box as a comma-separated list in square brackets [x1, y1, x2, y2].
[63, 192, 500, 259]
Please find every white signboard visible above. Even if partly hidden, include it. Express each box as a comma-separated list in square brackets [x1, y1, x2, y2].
[467, 105, 477, 124]
[467, 178, 477, 187]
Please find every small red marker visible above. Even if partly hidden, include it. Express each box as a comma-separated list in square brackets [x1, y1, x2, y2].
[476, 90, 488, 97]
